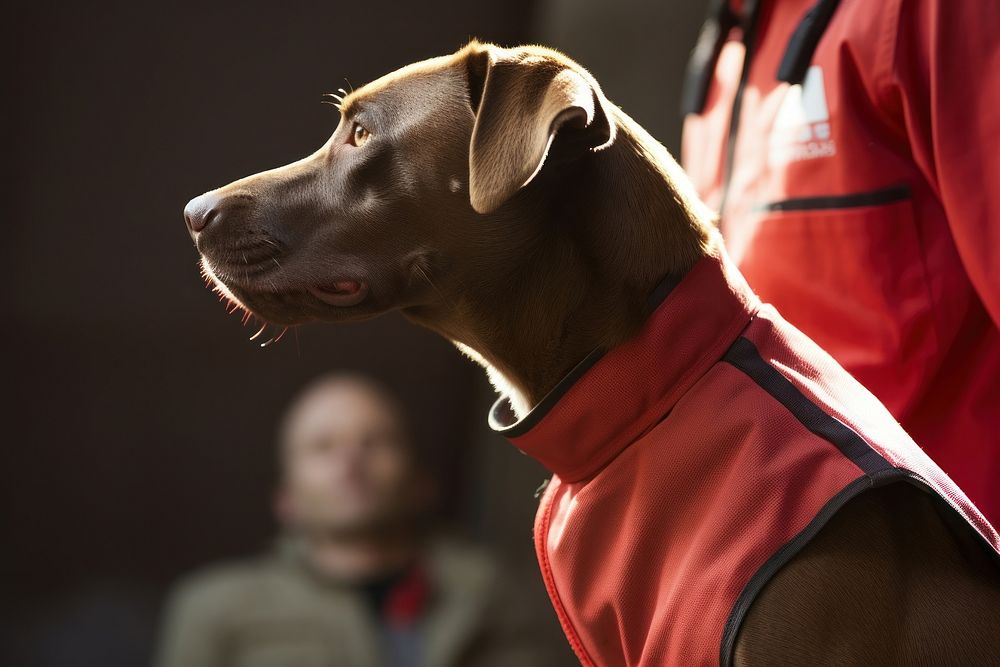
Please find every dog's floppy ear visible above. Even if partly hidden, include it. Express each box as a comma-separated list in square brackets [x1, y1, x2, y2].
[465, 43, 617, 215]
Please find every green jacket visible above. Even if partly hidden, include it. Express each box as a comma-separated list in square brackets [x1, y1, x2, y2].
[155, 537, 568, 667]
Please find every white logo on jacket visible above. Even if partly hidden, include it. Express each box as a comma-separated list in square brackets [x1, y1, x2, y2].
[770, 66, 836, 164]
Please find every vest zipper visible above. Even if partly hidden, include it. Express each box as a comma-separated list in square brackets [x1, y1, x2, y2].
[535, 483, 595, 666]
[718, 0, 763, 229]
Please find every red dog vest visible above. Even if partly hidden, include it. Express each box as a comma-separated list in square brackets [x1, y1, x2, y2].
[490, 249, 999, 666]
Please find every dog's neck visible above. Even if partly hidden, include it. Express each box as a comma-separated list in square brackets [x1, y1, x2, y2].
[412, 112, 715, 418]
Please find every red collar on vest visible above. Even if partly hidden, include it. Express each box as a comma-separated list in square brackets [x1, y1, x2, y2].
[489, 250, 760, 482]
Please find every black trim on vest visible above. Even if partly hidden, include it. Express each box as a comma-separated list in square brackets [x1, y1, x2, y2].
[756, 183, 911, 213]
[719, 470, 1000, 666]
[489, 346, 606, 437]
[777, 0, 843, 84]
[489, 273, 686, 438]
[718, 474, 873, 666]
[722, 337, 893, 475]
[644, 272, 686, 312]
[719, 336, 1000, 665]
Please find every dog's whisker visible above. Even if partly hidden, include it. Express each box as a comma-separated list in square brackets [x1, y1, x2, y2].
[414, 264, 454, 311]
[260, 326, 289, 348]
[249, 322, 268, 341]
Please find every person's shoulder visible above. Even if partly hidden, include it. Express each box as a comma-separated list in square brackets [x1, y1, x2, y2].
[164, 550, 287, 617]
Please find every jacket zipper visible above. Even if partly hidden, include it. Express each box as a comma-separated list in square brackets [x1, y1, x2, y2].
[718, 0, 763, 227]
[756, 183, 911, 212]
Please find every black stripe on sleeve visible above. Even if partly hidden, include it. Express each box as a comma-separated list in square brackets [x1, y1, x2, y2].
[722, 337, 892, 476]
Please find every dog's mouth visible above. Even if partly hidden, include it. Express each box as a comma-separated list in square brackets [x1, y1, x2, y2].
[308, 280, 369, 308]
[199, 254, 381, 328]
[197, 236, 370, 311]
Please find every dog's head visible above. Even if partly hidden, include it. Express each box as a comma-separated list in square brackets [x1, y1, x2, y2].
[184, 41, 617, 326]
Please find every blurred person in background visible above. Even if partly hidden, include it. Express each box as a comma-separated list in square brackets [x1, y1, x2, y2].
[156, 374, 559, 667]
[681, 0, 1000, 525]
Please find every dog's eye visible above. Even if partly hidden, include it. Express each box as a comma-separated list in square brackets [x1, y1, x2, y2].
[351, 122, 371, 147]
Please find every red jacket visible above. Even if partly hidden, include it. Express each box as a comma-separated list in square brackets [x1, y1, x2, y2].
[490, 249, 998, 666]
[681, 0, 1000, 525]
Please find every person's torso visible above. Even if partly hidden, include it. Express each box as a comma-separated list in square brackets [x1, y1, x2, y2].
[193, 541, 497, 667]
[200, 559, 384, 667]
[681, 0, 1000, 523]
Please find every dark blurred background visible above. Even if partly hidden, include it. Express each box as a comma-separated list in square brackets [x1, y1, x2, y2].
[3, 1, 706, 664]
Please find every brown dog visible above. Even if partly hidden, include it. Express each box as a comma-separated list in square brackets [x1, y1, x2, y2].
[185, 42, 1000, 665]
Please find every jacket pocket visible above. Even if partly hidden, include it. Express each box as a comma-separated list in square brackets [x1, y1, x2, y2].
[736, 185, 939, 415]
[756, 184, 911, 213]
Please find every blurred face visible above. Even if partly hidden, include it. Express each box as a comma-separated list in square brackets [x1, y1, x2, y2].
[278, 379, 423, 539]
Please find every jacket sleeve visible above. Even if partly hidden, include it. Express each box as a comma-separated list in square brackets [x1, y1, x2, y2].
[888, 0, 1000, 326]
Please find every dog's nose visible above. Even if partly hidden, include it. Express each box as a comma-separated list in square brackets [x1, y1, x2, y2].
[184, 191, 224, 234]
